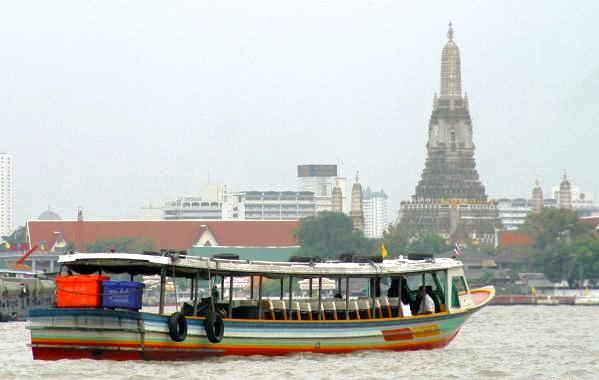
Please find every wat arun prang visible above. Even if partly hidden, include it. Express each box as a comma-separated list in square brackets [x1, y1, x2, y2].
[399, 24, 498, 246]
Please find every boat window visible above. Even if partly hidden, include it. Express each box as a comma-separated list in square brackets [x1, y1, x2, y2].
[451, 276, 468, 308]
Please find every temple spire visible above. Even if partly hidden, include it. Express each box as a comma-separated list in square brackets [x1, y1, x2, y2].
[440, 22, 462, 99]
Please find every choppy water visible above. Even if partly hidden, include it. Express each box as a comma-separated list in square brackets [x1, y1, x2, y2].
[1, 306, 598, 380]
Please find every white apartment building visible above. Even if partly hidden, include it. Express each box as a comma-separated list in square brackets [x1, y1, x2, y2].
[142, 186, 316, 221]
[297, 165, 348, 214]
[0, 153, 14, 239]
[362, 188, 388, 238]
[496, 198, 531, 230]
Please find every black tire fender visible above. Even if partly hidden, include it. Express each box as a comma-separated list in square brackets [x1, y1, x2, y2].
[168, 312, 188, 342]
[204, 311, 224, 343]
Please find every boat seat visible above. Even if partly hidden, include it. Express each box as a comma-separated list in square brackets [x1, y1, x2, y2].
[351, 301, 361, 320]
[323, 301, 338, 320]
[260, 299, 275, 320]
[290, 301, 302, 320]
[271, 300, 287, 320]
[300, 302, 313, 320]
[373, 299, 387, 319]
[377, 296, 393, 318]
[357, 299, 372, 319]
[308, 301, 326, 320]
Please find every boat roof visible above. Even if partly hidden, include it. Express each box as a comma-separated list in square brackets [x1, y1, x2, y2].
[59, 252, 463, 278]
[0, 268, 43, 278]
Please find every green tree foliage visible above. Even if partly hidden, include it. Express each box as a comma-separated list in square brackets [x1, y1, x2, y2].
[86, 237, 156, 253]
[382, 225, 448, 256]
[382, 223, 412, 256]
[522, 208, 598, 285]
[408, 234, 449, 255]
[295, 212, 370, 258]
[523, 208, 590, 251]
[1, 225, 27, 246]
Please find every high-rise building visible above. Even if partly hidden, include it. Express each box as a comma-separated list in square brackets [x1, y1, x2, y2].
[531, 180, 544, 213]
[363, 188, 388, 239]
[399, 24, 498, 245]
[349, 173, 364, 231]
[0, 153, 14, 239]
[297, 165, 347, 213]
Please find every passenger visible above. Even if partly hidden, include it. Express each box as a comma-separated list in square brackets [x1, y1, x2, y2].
[417, 286, 434, 315]
[334, 293, 343, 299]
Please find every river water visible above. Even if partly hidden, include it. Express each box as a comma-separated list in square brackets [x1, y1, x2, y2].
[1, 306, 597, 380]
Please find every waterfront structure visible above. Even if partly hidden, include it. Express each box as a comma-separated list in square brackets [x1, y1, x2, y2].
[25, 219, 301, 267]
[349, 174, 364, 231]
[297, 165, 348, 214]
[363, 188, 388, 238]
[531, 180, 543, 213]
[0, 153, 14, 240]
[399, 24, 498, 245]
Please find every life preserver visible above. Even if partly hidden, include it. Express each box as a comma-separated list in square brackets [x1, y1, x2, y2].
[168, 312, 188, 342]
[204, 311, 224, 343]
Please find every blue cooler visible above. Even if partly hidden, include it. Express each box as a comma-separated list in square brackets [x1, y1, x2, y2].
[102, 281, 144, 310]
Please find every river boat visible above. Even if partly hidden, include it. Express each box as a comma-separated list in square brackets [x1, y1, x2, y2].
[0, 269, 55, 322]
[28, 251, 494, 361]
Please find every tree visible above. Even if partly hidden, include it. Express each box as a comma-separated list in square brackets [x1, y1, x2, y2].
[2, 225, 27, 246]
[86, 237, 156, 253]
[382, 223, 412, 256]
[522, 208, 591, 252]
[522, 208, 598, 285]
[295, 212, 370, 258]
[408, 234, 449, 255]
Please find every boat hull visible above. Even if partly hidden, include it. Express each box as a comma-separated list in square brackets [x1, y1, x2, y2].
[29, 307, 470, 361]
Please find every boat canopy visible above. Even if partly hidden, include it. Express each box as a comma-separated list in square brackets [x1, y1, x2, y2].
[59, 251, 463, 279]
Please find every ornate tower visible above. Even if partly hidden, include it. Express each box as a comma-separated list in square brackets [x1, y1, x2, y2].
[531, 180, 544, 213]
[350, 173, 364, 231]
[400, 24, 498, 245]
[331, 186, 343, 213]
[559, 174, 572, 209]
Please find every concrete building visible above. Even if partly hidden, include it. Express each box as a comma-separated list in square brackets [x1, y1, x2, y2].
[497, 198, 531, 230]
[142, 185, 317, 221]
[297, 165, 348, 214]
[232, 191, 316, 220]
[0, 153, 14, 240]
[363, 188, 388, 239]
[399, 24, 498, 245]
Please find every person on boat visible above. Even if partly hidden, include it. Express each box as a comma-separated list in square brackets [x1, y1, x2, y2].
[417, 286, 434, 315]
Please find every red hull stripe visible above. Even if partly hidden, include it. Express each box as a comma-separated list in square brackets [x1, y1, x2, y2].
[32, 332, 458, 361]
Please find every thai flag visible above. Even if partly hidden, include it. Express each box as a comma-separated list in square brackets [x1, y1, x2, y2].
[453, 242, 462, 256]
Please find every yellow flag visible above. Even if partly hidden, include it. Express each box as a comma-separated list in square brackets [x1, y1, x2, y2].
[381, 242, 388, 258]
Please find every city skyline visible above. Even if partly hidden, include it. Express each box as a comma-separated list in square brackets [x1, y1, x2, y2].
[1, 2, 598, 225]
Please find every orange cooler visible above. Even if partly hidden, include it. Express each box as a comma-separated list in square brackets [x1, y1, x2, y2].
[56, 275, 110, 308]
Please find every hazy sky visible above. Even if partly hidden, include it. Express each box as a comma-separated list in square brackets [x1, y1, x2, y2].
[1, 1, 598, 225]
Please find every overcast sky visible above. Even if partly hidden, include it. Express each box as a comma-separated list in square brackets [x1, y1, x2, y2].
[1, 1, 598, 224]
